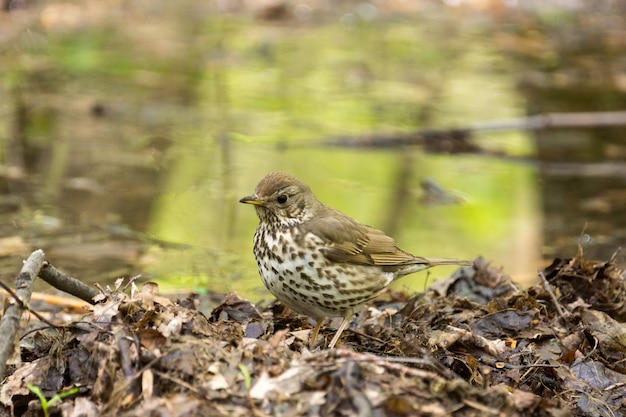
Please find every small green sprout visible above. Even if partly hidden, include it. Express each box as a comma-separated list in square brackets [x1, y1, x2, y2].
[27, 384, 79, 417]
[238, 363, 252, 390]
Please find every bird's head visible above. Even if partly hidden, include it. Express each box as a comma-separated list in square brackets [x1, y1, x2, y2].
[239, 172, 319, 225]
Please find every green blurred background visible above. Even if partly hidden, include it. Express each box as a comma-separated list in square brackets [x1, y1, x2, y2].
[1, 0, 625, 301]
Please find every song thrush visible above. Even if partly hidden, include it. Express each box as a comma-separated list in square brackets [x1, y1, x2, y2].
[240, 171, 468, 348]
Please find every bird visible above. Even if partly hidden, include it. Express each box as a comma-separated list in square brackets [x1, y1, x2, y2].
[240, 171, 469, 349]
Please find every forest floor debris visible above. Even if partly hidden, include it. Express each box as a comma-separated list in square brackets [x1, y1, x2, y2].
[1, 251, 625, 416]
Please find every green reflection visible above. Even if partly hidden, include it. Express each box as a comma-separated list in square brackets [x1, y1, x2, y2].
[142, 12, 538, 299]
[148, 142, 539, 299]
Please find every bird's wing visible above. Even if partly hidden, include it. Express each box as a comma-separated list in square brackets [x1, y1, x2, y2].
[301, 209, 420, 266]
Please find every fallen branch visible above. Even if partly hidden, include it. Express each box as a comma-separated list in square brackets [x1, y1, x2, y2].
[0, 255, 100, 378]
[0, 249, 46, 379]
[319, 110, 626, 149]
[38, 262, 100, 305]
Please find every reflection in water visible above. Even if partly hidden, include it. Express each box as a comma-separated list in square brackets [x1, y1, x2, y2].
[540, 168, 626, 263]
[2, 1, 624, 302]
[148, 142, 542, 297]
[418, 177, 466, 207]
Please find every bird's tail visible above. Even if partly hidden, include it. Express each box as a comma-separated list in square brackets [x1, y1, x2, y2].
[393, 257, 471, 279]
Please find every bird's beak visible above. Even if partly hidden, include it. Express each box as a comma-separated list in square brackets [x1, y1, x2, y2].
[239, 194, 265, 206]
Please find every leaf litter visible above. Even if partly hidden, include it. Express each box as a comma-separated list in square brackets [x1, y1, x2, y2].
[1, 252, 626, 417]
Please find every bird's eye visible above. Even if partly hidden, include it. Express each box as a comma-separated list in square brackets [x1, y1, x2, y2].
[277, 194, 288, 204]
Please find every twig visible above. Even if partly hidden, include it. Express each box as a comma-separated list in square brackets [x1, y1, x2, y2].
[38, 261, 100, 305]
[0, 289, 90, 310]
[607, 247, 621, 264]
[583, 335, 599, 362]
[304, 348, 451, 381]
[0, 281, 57, 328]
[538, 270, 567, 320]
[516, 357, 544, 389]
[121, 275, 141, 292]
[0, 249, 46, 379]
[604, 381, 626, 391]
[577, 223, 588, 258]
[346, 328, 385, 344]
[151, 369, 199, 394]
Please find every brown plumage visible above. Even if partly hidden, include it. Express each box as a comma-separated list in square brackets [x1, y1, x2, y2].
[240, 171, 469, 348]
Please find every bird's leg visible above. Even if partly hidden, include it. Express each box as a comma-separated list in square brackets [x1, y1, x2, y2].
[309, 318, 324, 348]
[327, 310, 354, 349]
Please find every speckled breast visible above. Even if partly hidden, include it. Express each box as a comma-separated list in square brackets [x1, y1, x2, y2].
[252, 224, 393, 319]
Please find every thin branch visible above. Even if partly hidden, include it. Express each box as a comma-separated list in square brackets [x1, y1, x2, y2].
[38, 261, 100, 305]
[538, 270, 567, 320]
[0, 281, 57, 328]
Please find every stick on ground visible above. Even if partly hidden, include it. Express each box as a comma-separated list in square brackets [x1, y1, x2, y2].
[0, 249, 46, 379]
[38, 262, 100, 305]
